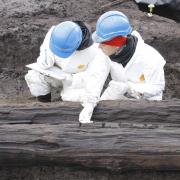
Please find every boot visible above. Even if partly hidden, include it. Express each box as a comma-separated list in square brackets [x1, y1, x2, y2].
[37, 93, 51, 103]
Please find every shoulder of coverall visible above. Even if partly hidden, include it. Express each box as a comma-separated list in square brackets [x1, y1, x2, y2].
[131, 30, 144, 44]
[36, 26, 56, 69]
[39, 26, 55, 54]
[44, 26, 63, 60]
[131, 30, 166, 68]
[70, 42, 100, 60]
[43, 26, 56, 44]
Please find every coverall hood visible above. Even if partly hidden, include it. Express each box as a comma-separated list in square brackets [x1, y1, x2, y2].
[74, 21, 93, 51]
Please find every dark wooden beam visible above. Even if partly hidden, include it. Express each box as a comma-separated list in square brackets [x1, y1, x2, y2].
[0, 122, 180, 171]
[0, 100, 180, 125]
[0, 100, 180, 171]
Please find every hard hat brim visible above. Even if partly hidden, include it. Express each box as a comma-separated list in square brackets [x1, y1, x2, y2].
[92, 31, 107, 43]
[50, 44, 75, 58]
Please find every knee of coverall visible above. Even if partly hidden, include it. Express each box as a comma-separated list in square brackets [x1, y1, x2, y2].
[25, 70, 52, 96]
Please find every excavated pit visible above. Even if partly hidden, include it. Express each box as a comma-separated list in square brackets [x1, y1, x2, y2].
[136, 2, 180, 22]
[0, 0, 180, 179]
[0, 0, 180, 102]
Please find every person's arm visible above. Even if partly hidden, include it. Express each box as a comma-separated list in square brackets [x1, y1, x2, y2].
[79, 51, 110, 123]
[110, 61, 127, 82]
[37, 27, 55, 69]
[84, 51, 110, 105]
[127, 65, 165, 100]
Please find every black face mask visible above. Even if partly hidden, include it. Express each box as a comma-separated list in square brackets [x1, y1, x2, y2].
[73, 21, 93, 50]
[109, 35, 138, 67]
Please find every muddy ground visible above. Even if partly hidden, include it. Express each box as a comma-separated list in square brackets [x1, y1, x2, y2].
[0, 0, 180, 102]
[0, 0, 180, 179]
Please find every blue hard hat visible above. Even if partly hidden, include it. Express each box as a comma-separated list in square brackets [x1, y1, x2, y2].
[49, 21, 82, 58]
[92, 11, 132, 43]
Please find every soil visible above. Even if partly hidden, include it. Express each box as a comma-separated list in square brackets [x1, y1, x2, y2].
[0, 0, 179, 101]
[0, 0, 180, 179]
[0, 0, 180, 102]
[1, 166, 180, 180]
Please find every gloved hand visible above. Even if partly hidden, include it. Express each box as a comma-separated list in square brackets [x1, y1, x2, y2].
[126, 82, 142, 100]
[71, 72, 86, 89]
[37, 49, 55, 69]
[62, 74, 73, 86]
[100, 80, 129, 100]
[79, 103, 94, 124]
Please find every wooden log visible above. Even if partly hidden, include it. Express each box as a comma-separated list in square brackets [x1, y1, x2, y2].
[0, 100, 180, 171]
[0, 122, 180, 171]
[0, 100, 179, 125]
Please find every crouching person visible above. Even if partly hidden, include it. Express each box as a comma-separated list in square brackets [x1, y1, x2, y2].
[25, 21, 110, 123]
[92, 11, 166, 101]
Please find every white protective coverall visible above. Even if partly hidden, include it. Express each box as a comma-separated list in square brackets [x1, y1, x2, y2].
[25, 26, 110, 123]
[101, 31, 166, 101]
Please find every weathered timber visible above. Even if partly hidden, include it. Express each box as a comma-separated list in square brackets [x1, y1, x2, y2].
[0, 100, 180, 171]
[0, 100, 179, 125]
[0, 122, 180, 171]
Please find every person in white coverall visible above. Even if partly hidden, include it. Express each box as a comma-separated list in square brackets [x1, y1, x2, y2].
[25, 21, 110, 123]
[92, 11, 166, 101]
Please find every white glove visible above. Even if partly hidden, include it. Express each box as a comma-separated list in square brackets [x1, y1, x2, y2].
[37, 48, 55, 69]
[71, 72, 86, 89]
[101, 80, 129, 100]
[62, 74, 72, 86]
[126, 82, 142, 100]
[79, 103, 94, 124]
